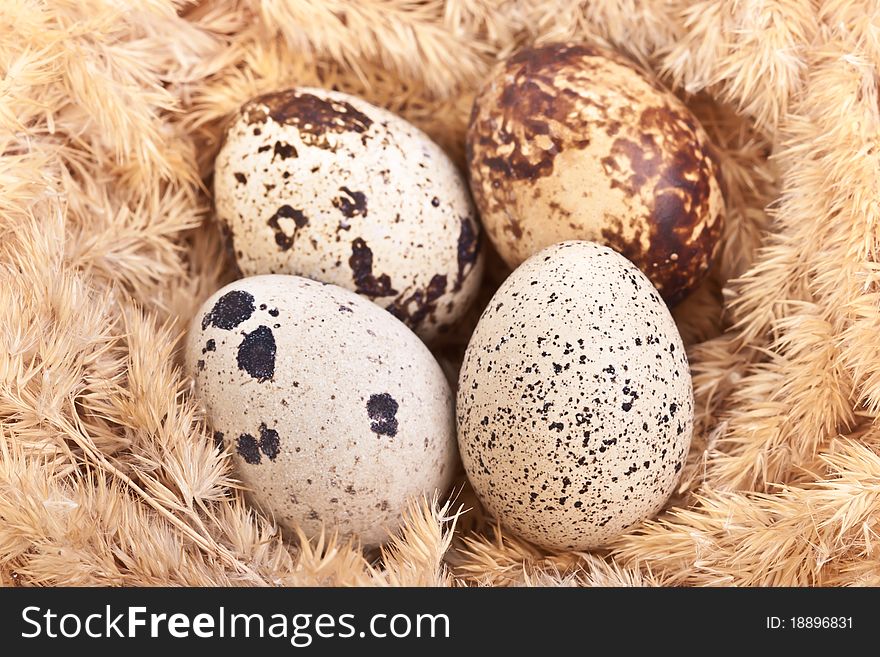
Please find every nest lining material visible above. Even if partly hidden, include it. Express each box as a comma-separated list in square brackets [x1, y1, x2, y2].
[2, 0, 879, 587]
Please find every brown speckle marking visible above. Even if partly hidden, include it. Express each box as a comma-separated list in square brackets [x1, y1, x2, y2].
[387, 274, 448, 330]
[243, 89, 373, 149]
[202, 290, 255, 331]
[272, 140, 298, 161]
[349, 238, 397, 297]
[267, 204, 309, 251]
[235, 423, 280, 464]
[236, 325, 276, 382]
[455, 216, 481, 292]
[332, 186, 367, 218]
[467, 43, 599, 184]
[236, 433, 261, 464]
[366, 393, 399, 437]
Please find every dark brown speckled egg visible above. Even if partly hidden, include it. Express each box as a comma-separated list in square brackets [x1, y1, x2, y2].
[215, 87, 485, 342]
[466, 42, 724, 305]
[457, 242, 693, 550]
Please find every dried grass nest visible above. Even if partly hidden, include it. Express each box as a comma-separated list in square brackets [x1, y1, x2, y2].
[2, 0, 880, 587]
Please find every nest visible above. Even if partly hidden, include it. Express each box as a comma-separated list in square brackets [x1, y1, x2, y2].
[2, 1, 879, 587]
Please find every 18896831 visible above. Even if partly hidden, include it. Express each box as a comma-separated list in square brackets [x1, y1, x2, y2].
[767, 617, 853, 630]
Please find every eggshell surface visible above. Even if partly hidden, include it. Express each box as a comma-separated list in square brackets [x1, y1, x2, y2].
[215, 87, 484, 341]
[466, 42, 724, 305]
[185, 275, 457, 547]
[457, 241, 693, 550]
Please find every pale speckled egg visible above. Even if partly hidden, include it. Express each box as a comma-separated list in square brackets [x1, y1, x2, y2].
[457, 241, 693, 550]
[214, 86, 485, 342]
[185, 275, 457, 548]
[466, 42, 725, 305]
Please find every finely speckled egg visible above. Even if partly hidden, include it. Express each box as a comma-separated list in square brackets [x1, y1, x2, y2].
[466, 42, 724, 305]
[185, 275, 457, 548]
[457, 242, 693, 550]
[214, 86, 485, 342]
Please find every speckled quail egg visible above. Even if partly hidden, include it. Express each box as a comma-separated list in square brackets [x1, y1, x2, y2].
[466, 42, 725, 305]
[185, 275, 457, 548]
[214, 86, 485, 342]
[457, 241, 693, 551]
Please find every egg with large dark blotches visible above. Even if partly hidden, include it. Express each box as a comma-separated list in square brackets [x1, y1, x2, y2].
[457, 242, 693, 550]
[215, 87, 484, 342]
[185, 275, 457, 548]
[466, 42, 724, 305]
